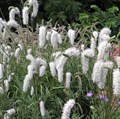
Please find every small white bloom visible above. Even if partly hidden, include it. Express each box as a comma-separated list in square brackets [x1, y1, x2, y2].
[0, 63, 4, 79]
[65, 72, 72, 89]
[61, 99, 75, 119]
[39, 26, 46, 48]
[4, 80, 9, 92]
[22, 6, 29, 25]
[113, 68, 120, 95]
[103, 61, 113, 69]
[68, 29, 75, 45]
[7, 20, 19, 28]
[39, 65, 46, 77]
[49, 62, 56, 77]
[23, 74, 31, 92]
[51, 30, 59, 49]
[7, 108, 15, 115]
[40, 101, 46, 117]
[30, 86, 34, 96]
[9, 7, 20, 20]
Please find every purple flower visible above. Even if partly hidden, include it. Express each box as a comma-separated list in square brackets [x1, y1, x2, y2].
[86, 92, 93, 97]
[117, 100, 120, 105]
[98, 95, 109, 102]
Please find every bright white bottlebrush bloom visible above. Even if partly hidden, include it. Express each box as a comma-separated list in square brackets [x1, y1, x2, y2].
[32, 0, 39, 17]
[99, 27, 111, 44]
[92, 61, 104, 84]
[51, 30, 59, 49]
[68, 29, 75, 45]
[39, 26, 46, 48]
[29, 0, 39, 17]
[27, 64, 34, 79]
[49, 62, 56, 77]
[14, 47, 22, 63]
[61, 99, 75, 119]
[30, 86, 34, 96]
[0, 63, 4, 79]
[23, 74, 31, 92]
[36, 57, 47, 67]
[22, 6, 29, 25]
[64, 47, 80, 57]
[103, 61, 113, 69]
[4, 80, 9, 92]
[113, 68, 120, 95]
[81, 52, 89, 74]
[92, 60, 112, 89]
[90, 31, 98, 50]
[116, 56, 120, 68]
[9, 7, 20, 20]
[65, 72, 72, 89]
[7, 108, 16, 115]
[39, 65, 46, 77]
[81, 49, 94, 74]
[40, 101, 46, 117]
[7, 20, 19, 28]
[0, 87, 4, 94]
[97, 41, 111, 61]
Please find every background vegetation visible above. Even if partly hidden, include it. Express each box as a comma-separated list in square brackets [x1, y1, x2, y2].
[0, 0, 120, 32]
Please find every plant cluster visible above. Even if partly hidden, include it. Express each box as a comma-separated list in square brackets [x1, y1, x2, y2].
[0, 0, 120, 119]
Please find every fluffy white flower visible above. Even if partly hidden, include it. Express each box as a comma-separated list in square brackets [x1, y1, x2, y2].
[97, 41, 111, 61]
[99, 27, 111, 44]
[103, 61, 113, 69]
[22, 6, 29, 25]
[51, 30, 59, 49]
[61, 99, 75, 119]
[68, 29, 75, 45]
[92, 60, 109, 89]
[32, 0, 39, 17]
[81, 52, 89, 74]
[0, 63, 4, 79]
[9, 7, 20, 20]
[4, 80, 9, 92]
[14, 48, 21, 62]
[7, 20, 19, 28]
[7, 108, 15, 115]
[27, 64, 34, 79]
[64, 47, 80, 57]
[23, 74, 31, 92]
[39, 65, 46, 77]
[113, 68, 120, 95]
[65, 72, 72, 89]
[28, 0, 39, 17]
[49, 62, 56, 77]
[30, 86, 34, 96]
[40, 101, 46, 117]
[39, 26, 46, 48]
